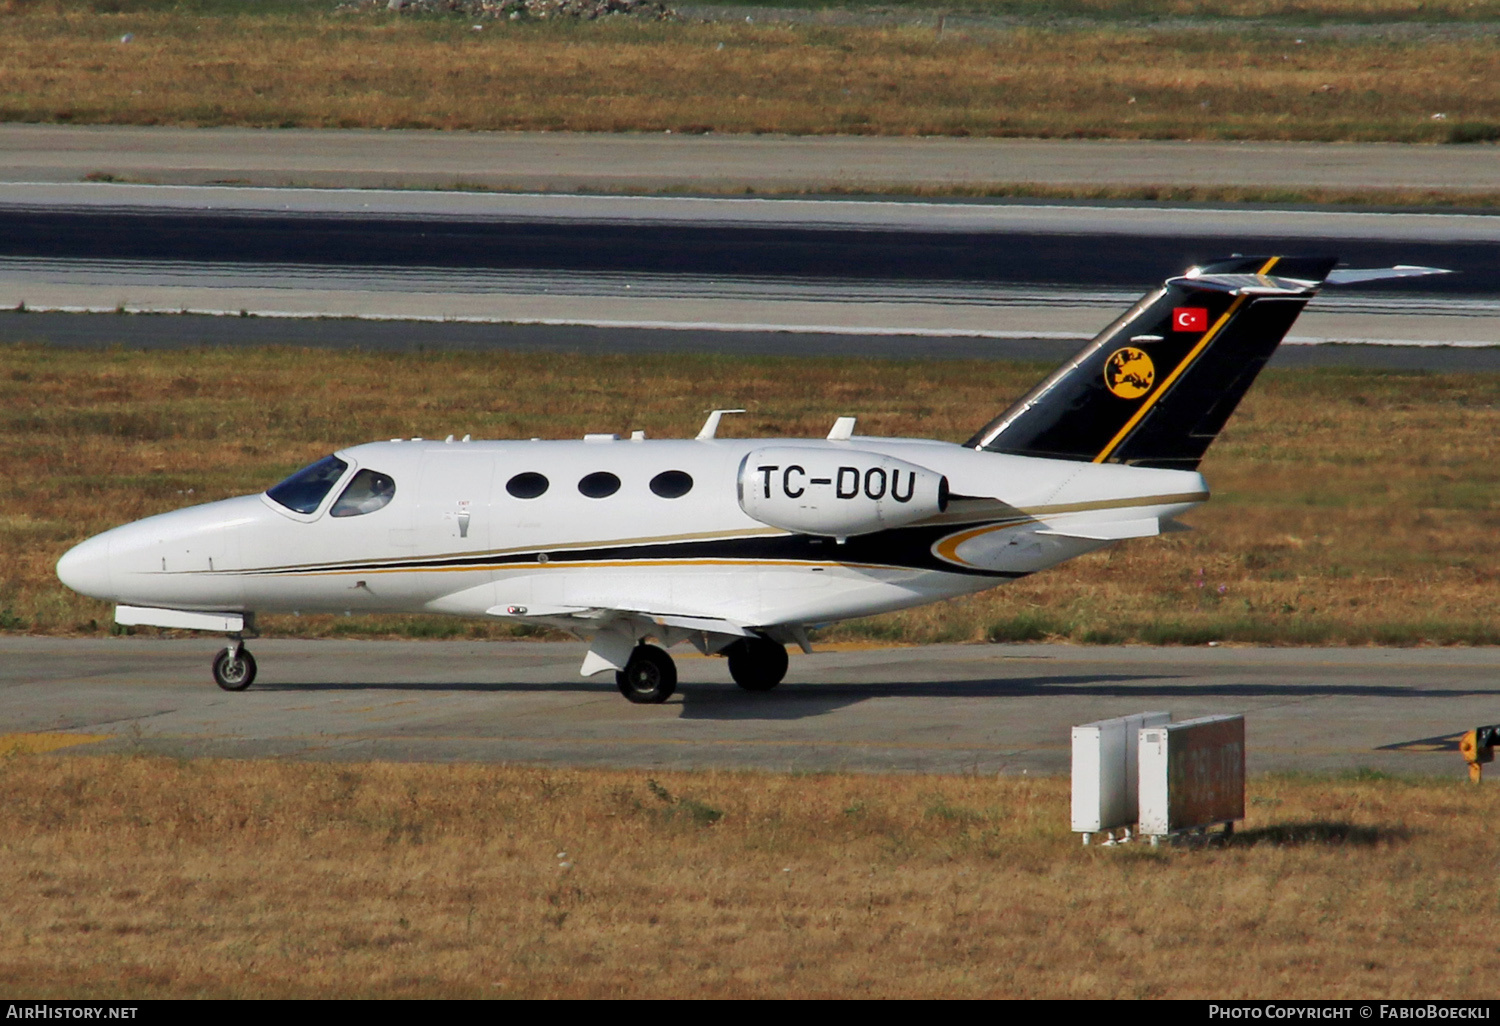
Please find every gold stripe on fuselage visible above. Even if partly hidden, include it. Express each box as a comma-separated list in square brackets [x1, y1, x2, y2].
[221, 492, 1210, 582]
[244, 524, 789, 575]
[224, 490, 1210, 578]
[267, 557, 919, 577]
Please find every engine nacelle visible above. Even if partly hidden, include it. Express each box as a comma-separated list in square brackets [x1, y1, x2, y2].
[738, 447, 949, 538]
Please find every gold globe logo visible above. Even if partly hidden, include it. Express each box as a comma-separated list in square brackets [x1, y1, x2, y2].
[1104, 347, 1155, 399]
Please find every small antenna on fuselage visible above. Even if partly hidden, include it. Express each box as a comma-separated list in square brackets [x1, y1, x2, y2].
[697, 409, 746, 440]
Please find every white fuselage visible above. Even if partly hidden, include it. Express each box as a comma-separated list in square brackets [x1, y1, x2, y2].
[57, 433, 1207, 635]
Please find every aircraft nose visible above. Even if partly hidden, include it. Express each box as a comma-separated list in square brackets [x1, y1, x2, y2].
[56, 533, 113, 601]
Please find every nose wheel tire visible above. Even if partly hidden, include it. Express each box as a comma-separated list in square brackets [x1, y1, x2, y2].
[615, 644, 677, 704]
[212, 647, 257, 692]
[726, 637, 789, 692]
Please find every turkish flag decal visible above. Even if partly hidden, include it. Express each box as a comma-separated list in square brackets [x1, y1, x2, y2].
[1173, 307, 1209, 332]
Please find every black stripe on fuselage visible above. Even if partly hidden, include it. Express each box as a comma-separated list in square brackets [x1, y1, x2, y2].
[234, 522, 1029, 579]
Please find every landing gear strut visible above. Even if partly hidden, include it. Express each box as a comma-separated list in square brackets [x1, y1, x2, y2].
[212, 639, 257, 692]
[726, 636, 789, 692]
[616, 644, 677, 704]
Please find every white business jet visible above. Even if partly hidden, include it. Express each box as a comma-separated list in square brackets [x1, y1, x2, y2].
[55, 256, 1446, 702]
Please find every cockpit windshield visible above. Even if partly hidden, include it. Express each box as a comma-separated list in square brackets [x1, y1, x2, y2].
[330, 469, 396, 517]
[266, 455, 349, 514]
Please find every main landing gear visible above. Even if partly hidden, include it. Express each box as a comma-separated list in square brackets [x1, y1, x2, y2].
[212, 639, 257, 692]
[613, 636, 790, 703]
[616, 644, 677, 704]
[725, 636, 789, 692]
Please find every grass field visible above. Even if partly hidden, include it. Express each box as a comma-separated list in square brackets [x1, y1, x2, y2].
[4, 341, 1500, 648]
[22, 0, 1500, 20]
[789, 183, 1500, 209]
[697, 0, 1500, 17]
[2, 1, 1499, 144]
[0, 753, 1495, 998]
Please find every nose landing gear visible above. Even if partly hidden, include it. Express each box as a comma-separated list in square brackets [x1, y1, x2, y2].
[212, 637, 257, 692]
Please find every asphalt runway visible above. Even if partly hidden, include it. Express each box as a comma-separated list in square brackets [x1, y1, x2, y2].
[8, 312, 1500, 371]
[1, 637, 1493, 777]
[10, 124, 1500, 194]
[2, 183, 1496, 344]
[4, 184, 1497, 287]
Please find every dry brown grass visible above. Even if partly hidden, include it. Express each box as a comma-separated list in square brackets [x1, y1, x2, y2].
[4, 342, 1500, 647]
[806, 182, 1500, 209]
[0, 753, 1495, 998]
[3, 2, 1500, 141]
[779, 0, 1500, 16]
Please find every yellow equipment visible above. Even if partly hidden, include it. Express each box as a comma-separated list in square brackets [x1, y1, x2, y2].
[1459, 726, 1500, 783]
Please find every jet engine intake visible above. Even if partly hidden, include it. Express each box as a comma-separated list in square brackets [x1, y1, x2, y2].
[738, 447, 948, 538]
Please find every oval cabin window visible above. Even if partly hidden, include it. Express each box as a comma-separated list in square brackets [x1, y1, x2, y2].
[506, 472, 549, 499]
[650, 470, 694, 499]
[578, 471, 621, 498]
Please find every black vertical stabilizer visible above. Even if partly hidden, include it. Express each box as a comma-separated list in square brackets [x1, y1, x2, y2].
[966, 256, 1338, 470]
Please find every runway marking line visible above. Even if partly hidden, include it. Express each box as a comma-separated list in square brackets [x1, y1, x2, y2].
[0, 732, 113, 755]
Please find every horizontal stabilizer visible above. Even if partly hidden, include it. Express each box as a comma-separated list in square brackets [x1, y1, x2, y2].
[1324, 265, 1453, 285]
[1035, 519, 1161, 541]
[1165, 273, 1319, 296]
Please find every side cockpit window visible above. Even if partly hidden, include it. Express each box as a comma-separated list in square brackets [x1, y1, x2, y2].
[267, 455, 349, 514]
[330, 469, 397, 518]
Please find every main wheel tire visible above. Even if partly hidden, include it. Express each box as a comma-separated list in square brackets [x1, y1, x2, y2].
[726, 637, 789, 692]
[615, 644, 677, 704]
[212, 647, 257, 692]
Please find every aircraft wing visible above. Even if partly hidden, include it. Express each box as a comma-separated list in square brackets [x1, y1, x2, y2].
[646, 613, 756, 637]
[485, 601, 816, 677]
[486, 602, 752, 636]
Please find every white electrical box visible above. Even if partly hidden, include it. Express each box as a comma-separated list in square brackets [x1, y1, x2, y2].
[1071, 711, 1171, 835]
[1138, 714, 1245, 839]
